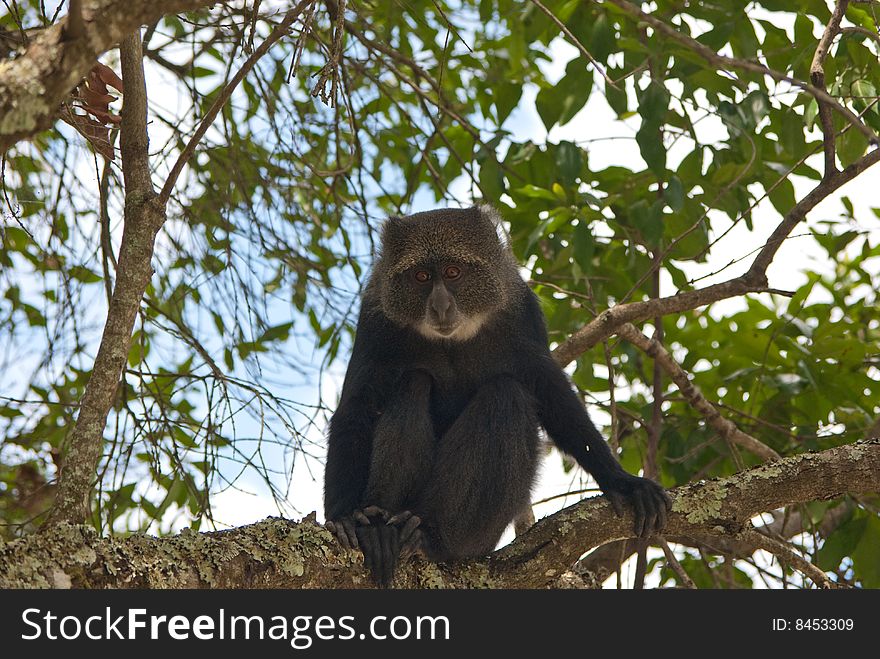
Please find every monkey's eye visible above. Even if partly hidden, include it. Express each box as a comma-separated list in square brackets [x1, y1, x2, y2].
[443, 265, 462, 280]
[414, 270, 432, 283]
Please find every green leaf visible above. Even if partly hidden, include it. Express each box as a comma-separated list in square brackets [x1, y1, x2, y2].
[767, 177, 796, 216]
[588, 13, 615, 62]
[555, 141, 583, 186]
[69, 266, 102, 283]
[636, 84, 669, 176]
[636, 123, 666, 176]
[638, 83, 669, 126]
[851, 516, 880, 587]
[630, 199, 664, 247]
[804, 98, 819, 128]
[664, 176, 685, 211]
[851, 80, 878, 114]
[513, 184, 558, 201]
[535, 58, 594, 131]
[837, 129, 869, 167]
[258, 322, 293, 343]
[495, 82, 523, 124]
[816, 513, 865, 572]
[572, 221, 595, 273]
[190, 66, 216, 78]
[202, 254, 226, 275]
[605, 71, 628, 116]
[479, 157, 505, 201]
[127, 331, 150, 366]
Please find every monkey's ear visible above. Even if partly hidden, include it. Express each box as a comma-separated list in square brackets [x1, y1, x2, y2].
[380, 215, 405, 245]
[476, 205, 511, 248]
[476, 204, 503, 227]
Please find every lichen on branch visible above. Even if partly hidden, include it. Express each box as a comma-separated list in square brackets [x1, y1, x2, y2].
[4, 441, 877, 589]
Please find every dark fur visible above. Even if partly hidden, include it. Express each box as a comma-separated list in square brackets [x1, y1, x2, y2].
[324, 206, 669, 586]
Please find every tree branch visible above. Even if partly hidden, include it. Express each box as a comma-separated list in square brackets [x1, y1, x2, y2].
[578, 500, 854, 576]
[602, 0, 877, 145]
[810, 0, 848, 177]
[490, 440, 879, 587]
[745, 147, 880, 276]
[45, 30, 165, 526]
[552, 277, 768, 366]
[0, 0, 220, 151]
[10, 441, 876, 588]
[64, 0, 87, 41]
[553, 147, 880, 365]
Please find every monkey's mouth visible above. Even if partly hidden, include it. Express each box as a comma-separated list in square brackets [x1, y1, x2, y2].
[416, 317, 476, 341]
[431, 324, 459, 336]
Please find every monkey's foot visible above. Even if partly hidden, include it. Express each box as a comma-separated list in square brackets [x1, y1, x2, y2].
[328, 507, 425, 587]
[354, 506, 399, 588]
[325, 516, 360, 551]
[325, 505, 390, 551]
[386, 510, 424, 560]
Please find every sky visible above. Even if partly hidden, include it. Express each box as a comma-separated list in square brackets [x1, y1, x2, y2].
[205, 23, 879, 587]
[3, 3, 877, 588]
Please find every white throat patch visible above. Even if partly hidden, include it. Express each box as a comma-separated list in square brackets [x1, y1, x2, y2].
[415, 313, 489, 342]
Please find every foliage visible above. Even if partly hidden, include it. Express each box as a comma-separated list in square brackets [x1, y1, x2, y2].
[1, 0, 879, 587]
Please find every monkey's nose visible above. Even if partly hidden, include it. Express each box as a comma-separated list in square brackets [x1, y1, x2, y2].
[431, 296, 451, 322]
[429, 289, 452, 323]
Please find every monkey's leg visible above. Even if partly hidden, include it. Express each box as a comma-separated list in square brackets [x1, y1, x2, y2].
[416, 376, 540, 560]
[363, 370, 435, 508]
[359, 370, 435, 586]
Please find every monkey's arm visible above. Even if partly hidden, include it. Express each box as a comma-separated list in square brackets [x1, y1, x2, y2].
[324, 329, 381, 529]
[323, 312, 418, 586]
[530, 352, 670, 536]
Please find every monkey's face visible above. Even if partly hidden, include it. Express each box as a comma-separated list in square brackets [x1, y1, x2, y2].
[375, 207, 516, 341]
[408, 261, 485, 340]
[383, 258, 506, 342]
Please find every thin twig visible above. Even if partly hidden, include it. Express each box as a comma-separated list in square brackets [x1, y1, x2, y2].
[839, 26, 880, 47]
[530, 0, 616, 87]
[603, 0, 878, 145]
[158, 0, 314, 204]
[739, 529, 836, 589]
[660, 538, 697, 588]
[810, 0, 849, 177]
[617, 323, 781, 462]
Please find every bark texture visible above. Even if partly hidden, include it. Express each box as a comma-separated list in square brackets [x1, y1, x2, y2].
[45, 31, 164, 526]
[4, 441, 877, 589]
[0, 0, 218, 150]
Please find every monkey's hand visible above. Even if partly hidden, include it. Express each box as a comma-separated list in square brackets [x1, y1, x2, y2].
[600, 472, 671, 538]
[327, 507, 422, 587]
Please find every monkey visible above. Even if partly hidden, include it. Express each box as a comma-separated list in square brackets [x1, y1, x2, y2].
[324, 206, 671, 587]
